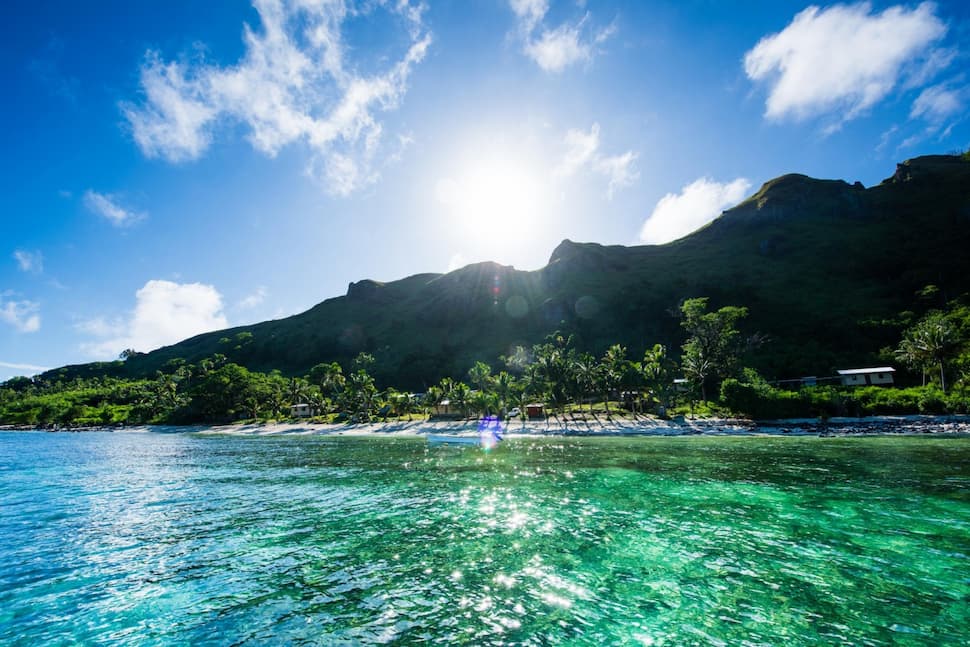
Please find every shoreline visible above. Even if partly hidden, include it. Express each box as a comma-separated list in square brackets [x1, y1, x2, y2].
[4, 414, 970, 438]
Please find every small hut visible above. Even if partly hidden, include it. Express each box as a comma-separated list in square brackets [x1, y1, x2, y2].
[290, 403, 313, 418]
[837, 367, 895, 386]
[526, 403, 545, 419]
[434, 399, 456, 416]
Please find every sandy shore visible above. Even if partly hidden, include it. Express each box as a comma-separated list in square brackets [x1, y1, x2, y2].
[21, 414, 960, 438]
[192, 417, 755, 437]
[6, 414, 970, 437]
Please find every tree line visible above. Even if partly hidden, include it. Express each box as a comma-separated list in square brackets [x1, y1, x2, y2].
[4, 295, 970, 427]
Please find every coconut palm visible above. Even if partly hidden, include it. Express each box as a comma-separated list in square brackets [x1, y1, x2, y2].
[470, 390, 497, 417]
[451, 382, 471, 418]
[493, 371, 516, 415]
[894, 337, 928, 386]
[599, 344, 627, 417]
[424, 385, 443, 418]
[309, 361, 346, 401]
[467, 361, 493, 395]
[288, 377, 310, 408]
[897, 313, 958, 392]
[573, 353, 600, 417]
[642, 343, 675, 414]
[342, 370, 378, 422]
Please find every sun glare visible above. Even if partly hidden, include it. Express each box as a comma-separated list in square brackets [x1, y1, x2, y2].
[437, 156, 551, 242]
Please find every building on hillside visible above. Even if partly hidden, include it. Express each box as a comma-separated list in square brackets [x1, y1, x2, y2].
[434, 399, 456, 416]
[290, 403, 313, 418]
[526, 403, 545, 419]
[837, 367, 895, 386]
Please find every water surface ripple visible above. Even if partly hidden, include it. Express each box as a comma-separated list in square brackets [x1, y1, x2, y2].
[0, 432, 967, 645]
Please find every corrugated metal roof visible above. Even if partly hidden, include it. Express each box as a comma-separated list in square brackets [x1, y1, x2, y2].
[837, 367, 895, 375]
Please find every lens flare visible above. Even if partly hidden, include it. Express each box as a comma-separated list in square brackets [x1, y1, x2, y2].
[478, 415, 504, 450]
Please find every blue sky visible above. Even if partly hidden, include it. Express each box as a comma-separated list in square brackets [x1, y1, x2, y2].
[2, 0, 969, 379]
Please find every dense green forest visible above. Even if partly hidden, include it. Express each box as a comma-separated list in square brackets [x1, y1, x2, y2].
[4, 296, 970, 427]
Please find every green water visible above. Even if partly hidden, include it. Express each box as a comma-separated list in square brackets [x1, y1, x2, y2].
[0, 432, 968, 645]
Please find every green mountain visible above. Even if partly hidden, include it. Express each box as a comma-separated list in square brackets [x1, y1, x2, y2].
[43, 154, 970, 388]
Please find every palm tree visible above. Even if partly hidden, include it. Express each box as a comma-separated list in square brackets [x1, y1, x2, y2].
[382, 387, 401, 422]
[343, 370, 378, 422]
[471, 390, 496, 417]
[531, 333, 578, 419]
[424, 385, 443, 418]
[307, 388, 329, 419]
[599, 344, 627, 417]
[894, 337, 927, 386]
[898, 313, 958, 392]
[437, 377, 456, 400]
[493, 371, 516, 415]
[681, 349, 714, 403]
[452, 382, 472, 418]
[522, 364, 545, 406]
[243, 395, 261, 419]
[309, 362, 345, 401]
[401, 392, 416, 421]
[288, 377, 310, 408]
[467, 361, 493, 394]
[642, 343, 675, 415]
[573, 353, 600, 417]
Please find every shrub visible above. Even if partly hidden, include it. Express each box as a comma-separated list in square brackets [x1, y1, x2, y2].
[718, 382, 970, 419]
[721, 379, 811, 418]
[918, 387, 947, 415]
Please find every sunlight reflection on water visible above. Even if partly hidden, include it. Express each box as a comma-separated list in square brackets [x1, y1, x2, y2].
[0, 432, 968, 645]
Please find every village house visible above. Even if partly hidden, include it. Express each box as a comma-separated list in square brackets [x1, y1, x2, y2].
[837, 367, 895, 386]
[290, 403, 313, 418]
[434, 399, 458, 417]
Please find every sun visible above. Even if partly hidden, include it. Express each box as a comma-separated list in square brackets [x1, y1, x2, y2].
[436, 155, 551, 241]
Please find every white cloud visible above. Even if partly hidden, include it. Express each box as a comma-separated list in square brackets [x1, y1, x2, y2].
[509, 1, 614, 72]
[0, 361, 50, 375]
[875, 124, 900, 154]
[556, 123, 600, 176]
[83, 190, 146, 226]
[13, 249, 43, 273]
[122, 0, 431, 196]
[594, 151, 639, 199]
[79, 280, 228, 358]
[238, 286, 268, 309]
[744, 3, 948, 126]
[639, 177, 751, 245]
[0, 297, 41, 333]
[890, 80, 967, 149]
[75, 316, 126, 338]
[525, 24, 589, 73]
[910, 83, 964, 122]
[510, 0, 548, 33]
[555, 123, 638, 198]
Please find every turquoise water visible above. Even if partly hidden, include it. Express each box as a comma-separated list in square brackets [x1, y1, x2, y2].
[0, 432, 968, 645]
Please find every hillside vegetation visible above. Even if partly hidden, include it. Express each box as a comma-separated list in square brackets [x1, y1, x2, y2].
[35, 154, 970, 390]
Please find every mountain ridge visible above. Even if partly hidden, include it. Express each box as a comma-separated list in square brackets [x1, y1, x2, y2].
[37, 154, 970, 389]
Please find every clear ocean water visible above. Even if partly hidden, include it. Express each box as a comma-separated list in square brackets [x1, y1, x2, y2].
[0, 431, 967, 646]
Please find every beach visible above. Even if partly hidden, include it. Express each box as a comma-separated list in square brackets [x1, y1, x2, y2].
[14, 414, 967, 438]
